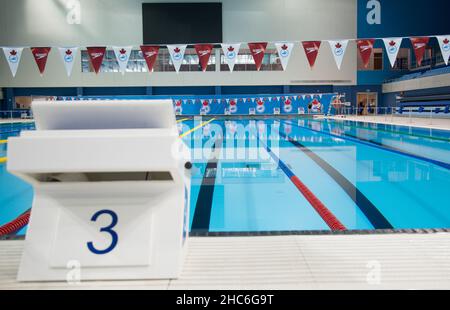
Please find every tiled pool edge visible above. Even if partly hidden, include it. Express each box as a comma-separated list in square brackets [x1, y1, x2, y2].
[190, 228, 450, 237]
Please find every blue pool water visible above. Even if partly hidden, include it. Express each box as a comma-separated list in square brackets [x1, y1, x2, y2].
[1, 118, 450, 235]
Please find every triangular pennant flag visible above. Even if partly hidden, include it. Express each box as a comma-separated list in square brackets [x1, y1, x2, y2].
[112, 46, 132, 75]
[167, 45, 187, 73]
[382, 38, 403, 68]
[87, 47, 106, 74]
[410, 37, 430, 67]
[302, 95, 306, 100]
[302, 41, 321, 69]
[58, 47, 78, 77]
[31, 47, 51, 75]
[140, 45, 160, 72]
[436, 35, 450, 66]
[221, 43, 240, 72]
[275, 42, 294, 71]
[248, 42, 268, 71]
[328, 40, 349, 70]
[3, 47, 23, 77]
[356, 39, 375, 68]
[194, 44, 213, 72]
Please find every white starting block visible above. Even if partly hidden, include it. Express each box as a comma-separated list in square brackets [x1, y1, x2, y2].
[7, 100, 191, 282]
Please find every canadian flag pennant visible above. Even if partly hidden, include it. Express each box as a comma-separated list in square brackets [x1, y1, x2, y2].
[3, 47, 24, 77]
[302, 41, 321, 69]
[275, 42, 294, 71]
[382, 38, 403, 68]
[356, 39, 375, 68]
[58, 47, 78, 77]
[167, 45, 187, 73]
[194, 44, 213, 72]
[436, 35, 450, 66]
[328, 40, 349, 70]
[113, 46, 132, 75]
[87, 47, 106, 74]
[31, 47, 51, 75]
[140, 45, 160, 72]
[221, 43, 241, 72]
[410, 37, 430, 67]
[248, 42, 268, 71]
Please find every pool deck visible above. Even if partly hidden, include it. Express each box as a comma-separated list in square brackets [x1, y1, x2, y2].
[1, 233, 450, 290]
[0, 119, 34, 125]
[325, 115, 450, 131]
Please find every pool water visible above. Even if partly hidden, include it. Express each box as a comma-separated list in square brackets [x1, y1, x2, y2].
[1, 118, 450, 236]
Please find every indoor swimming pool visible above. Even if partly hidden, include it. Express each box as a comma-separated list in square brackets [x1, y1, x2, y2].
[1, 118, 449, 236]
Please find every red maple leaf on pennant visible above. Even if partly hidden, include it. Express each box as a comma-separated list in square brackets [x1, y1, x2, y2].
[65, 49, 72, 55]
[10, 50, 17, 56]
[281, 44, 288, 50]
[203, 100, 209, 106]
[444, 38, 450, 44]
[335, 43, 342, 49]
[120, 48, 127, 54]
[389, 41, 396, 46]
[174, 47, 181, 53]
[228, 46, 234, 52]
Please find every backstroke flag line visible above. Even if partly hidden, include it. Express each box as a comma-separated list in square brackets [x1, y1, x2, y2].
[31, 47, 52, 75]
[356, 39, 375, 68]
[382, 38, 402, 68]
[58, 47, 78, 77]
[275, 42, 294, 71]
[140, 45, 160, 72]
[248, 42, 268, 71]
[328, 40, 349, 70]
[221, 43, 240, 72]
[3, 47, 24, 77]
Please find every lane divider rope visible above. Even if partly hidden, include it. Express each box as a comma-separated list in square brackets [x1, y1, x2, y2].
[256, 132, 346, 231]
[0, 210, 31, 237]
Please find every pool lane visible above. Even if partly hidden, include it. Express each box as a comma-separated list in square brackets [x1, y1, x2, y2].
[282, 119, 450, 229]
[189, 120, 332, 232]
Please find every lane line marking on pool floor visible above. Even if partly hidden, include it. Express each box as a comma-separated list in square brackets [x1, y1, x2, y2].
[179, 118, 216, 138]
[255, 131, 346, 231]
[278, 129, 393, 229]
[191, 138, 223, 232]
[288, 121, 450, 170]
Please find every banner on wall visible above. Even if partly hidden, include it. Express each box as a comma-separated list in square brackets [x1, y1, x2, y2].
[275, 42, 294, 71]
[58, 47, 78, 77]
[221, 43, 240, 72]
[31, 47, 51, 75]
[140, 45, 159, 72]
[382, 38, 402, 68]
[410, 37, 430, 67]
[436, 35, 450, 66]
[2, 47, 24, 77]
[248, 42, 268, 71]
[356, 39, 375, 68]
[194, 44, 213, 72]
[302, 41, 321, 69]
[167, 45, 187, 73]
[328, 40, 349, 70]
[87, 47, 106, 74]
[112, 46, 132, 75]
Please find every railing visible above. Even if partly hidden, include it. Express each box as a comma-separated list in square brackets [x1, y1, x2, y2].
[332, 106, 450, 125]
[0, 110, 33, 120]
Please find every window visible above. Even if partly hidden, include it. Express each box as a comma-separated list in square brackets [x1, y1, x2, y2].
[220, 48, 282, 72]
[392, 48, 410, 70]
